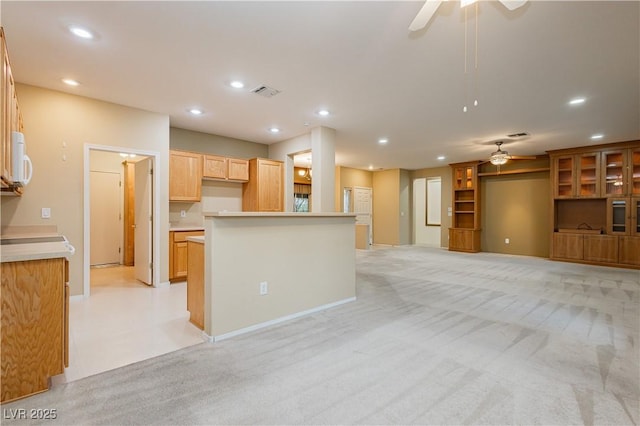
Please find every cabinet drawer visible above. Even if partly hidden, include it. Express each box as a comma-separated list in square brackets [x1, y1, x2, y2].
[172, 231, 204, 242]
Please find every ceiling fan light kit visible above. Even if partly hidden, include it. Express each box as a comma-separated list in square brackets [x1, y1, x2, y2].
[489, 141, 509, 165]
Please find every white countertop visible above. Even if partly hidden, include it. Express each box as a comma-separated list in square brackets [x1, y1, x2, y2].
[1, 240, 75, 263]
[203, 211, 357, 218]
[186, 236, 205, 243]
[169, 225, 205, 231]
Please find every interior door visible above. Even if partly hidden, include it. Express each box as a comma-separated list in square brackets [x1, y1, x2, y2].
[354, 186, 373, 244]
[90, 171, 121, 266]
[134, 157, 153, 285]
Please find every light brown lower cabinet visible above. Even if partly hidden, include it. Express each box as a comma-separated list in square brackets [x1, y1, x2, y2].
[1, 258, 69, 403]
[584, 235, 618, 263]
[449, 228, 481, 253]
[187, 240, 205, 330]
[552, 232, 639, 268]
[169, 230, 204, 281]
[619, 236, 640, 266]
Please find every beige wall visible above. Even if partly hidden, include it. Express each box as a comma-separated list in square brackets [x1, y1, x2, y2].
[204, 215, 356, 338]
[399, 169, 411, 245]
[1, 84, 170, 295]
[480, 171, 550, 257]
[170, 127, 268, 158]
[411, 166, 452, 248]
[372, 169, 400, 245]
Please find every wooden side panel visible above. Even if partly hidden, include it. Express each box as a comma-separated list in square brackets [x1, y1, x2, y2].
[242, 159, 259, 211]
[619, 236, 640, 266]
[203, 155, 227, 179]
[227, 158, 249, 182]
[584, 235, 618, 263]
[1, 258, 65, 403]
[123, 162, 135, 266]
[552, 233, 584, 260]
[187, 241, 205, 330]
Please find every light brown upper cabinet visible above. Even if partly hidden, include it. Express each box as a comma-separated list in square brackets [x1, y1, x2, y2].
[242, 158, 284, 212]
[203, 155, 249, 182]
[1, 27, 23, 193]
[169, 150, 202, 202]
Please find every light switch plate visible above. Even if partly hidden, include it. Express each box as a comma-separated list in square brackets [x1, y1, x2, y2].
[41, 208, 51, 219]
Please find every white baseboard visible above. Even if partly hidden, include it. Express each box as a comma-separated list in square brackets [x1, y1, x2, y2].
[211, 296, 357, 343]
[69, 294, 85, 302]
[156, 281, 171, 289]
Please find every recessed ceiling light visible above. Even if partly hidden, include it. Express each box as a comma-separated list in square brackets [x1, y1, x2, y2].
[437, 155, 446, 160]
[368, 165, 374, 170]
[378, 138, 388, 144]
[569, 97, 586, 105]
[591, 134, 604, 140]
[188, 108, 203, 115]
[69, 26, 94, 39]
[62, 78, 80, 86]
[317, 109, 330, 117]
[269, 127, 280, 133]
[230, 81, 244, 89]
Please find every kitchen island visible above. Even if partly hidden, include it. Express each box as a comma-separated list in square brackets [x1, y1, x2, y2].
[197, 212, 356, 340]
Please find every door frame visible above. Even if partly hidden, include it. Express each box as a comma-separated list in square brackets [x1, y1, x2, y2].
[83, 144, 161, 297]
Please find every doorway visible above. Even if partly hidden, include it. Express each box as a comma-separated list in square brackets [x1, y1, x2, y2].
[83, 145, 161, 297]
[413, 177, 441, 246]
[353, 186, 373, 244]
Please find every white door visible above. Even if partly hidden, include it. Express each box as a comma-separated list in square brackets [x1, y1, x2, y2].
[134, 157, 153, 285]
[90, 171, 121, 265]
[354, 186, 373, 244]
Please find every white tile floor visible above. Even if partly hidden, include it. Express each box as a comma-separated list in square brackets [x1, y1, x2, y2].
[51, 266, 204, 385]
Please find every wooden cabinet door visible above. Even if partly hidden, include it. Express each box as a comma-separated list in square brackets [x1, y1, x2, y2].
[607, 198, 630, 235]
[601, 150, 628, 197]
[584, 235, 618, 263]
[553, 155, 575, 198]
[203, 155, 227, 179]
[257, 159, 283, 211]
[173, 241, 189, 279]
[228, 158, 249, 181]
[169, 150, 202, 201]
[453, 165, 475, 190]
[552, 233, 584, 260]
[619, 236, 640, 266]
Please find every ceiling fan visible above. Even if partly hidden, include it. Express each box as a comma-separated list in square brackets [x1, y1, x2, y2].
[409, 0, 528, 32]
[485, 141, 536, 165]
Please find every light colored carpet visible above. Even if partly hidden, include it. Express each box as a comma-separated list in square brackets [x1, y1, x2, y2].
[3, 246, 639, 425]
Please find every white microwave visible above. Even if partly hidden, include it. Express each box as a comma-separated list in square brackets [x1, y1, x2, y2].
[12, 131, 32, 186]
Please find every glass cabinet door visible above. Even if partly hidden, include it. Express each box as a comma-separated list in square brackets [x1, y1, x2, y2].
[554, 156, 574, 198]
[633, 198, 640, 236]
[630, 148, 640, 196]
[454, 166, 475, 190]
[576, 152, 600, 197]
[608, 198, 629, 235]
[602, 150, 627, 196]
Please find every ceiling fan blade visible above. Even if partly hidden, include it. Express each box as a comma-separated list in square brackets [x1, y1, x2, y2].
[408, 0, 444, 32]
[498, 0, 528, 11]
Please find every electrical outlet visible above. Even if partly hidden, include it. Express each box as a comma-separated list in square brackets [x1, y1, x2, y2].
[41, 208, 51, 219]
[180, 210, 186, 218]
[505, 238, 510, 244]
[259, 281, 268, 295]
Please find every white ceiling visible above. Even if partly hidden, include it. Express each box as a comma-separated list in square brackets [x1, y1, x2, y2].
[2, 1, 639, 170]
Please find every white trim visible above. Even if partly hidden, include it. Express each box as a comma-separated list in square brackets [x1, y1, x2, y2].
[211, 297, 356, 342]
[156, 281, 171, 289]
[69, 295, 85, 302]
[83, 144, 162, 298]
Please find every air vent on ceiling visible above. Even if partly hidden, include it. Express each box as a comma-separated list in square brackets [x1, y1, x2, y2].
[507, 132, 530, 138]
[251, 85, 281, 98]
